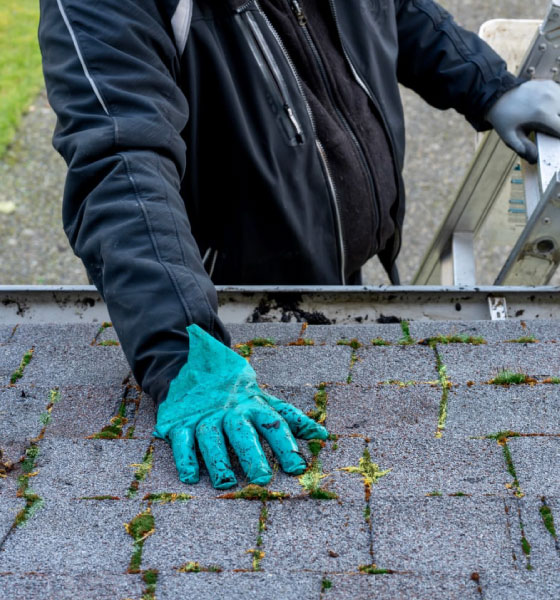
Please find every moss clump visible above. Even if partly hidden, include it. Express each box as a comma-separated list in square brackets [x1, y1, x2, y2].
[543, 377, 560, 384]
[521, 535, 531, 556]
[10, 348, 34, 384]
[141, 569, 159, 600]
[80, 495, 120, 500]
[426, 491, 442, 497]
[397, 320, 415, 345]
[337, 338, 362, 350]
[127, 444, 154, 498]
[540, 503, 557, 539]
[449, 491, 469, 497]
[298, 460, 337, 500]
[218, 485, 288, 501]
[340, 448, 391, 487]
[308, 439, 325, 457]
[505, 336, 537, 344]
[371, 338, 391, 346]
[176, 561, 222, 573]
[143, 492, 192, 504]
[234, 338, 276, 359]
[435, 350, 453, 438]
[88, 400, 130, 439]
[308, 383, 328, 424]
[359, 564, 393, 575]
[125, 508, 155, 573]
[247, 549, 265, 571]
[488, 370, 536, 386]
[321, 578, 333, 591]
[419, 333, 486, 346]
[98, 339, 120, 347]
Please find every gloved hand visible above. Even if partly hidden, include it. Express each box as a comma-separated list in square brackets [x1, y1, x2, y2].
[154, 324, 328, 489]
[486, 80, 560, 164]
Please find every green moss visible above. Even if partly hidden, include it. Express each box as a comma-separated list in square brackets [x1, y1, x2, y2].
[249, 337, 276, 347]
[543, 377, 560, 384]
[505, 336, 537, 344]
[539, 504, 557, 539]
[420, 333, 486, 346]
[308, 439, 325, 457]
[426, 491, 442, 497]
[381, 379, 416, 387]
[359, 564, 393, 575]
[88, 400, 130, 439]
[435, 350, 452, 437]
[21, 445, 39, 473]
[125, 508, 155, 573]
[126, 444, 154, 498]
[449, 492, 469, 497]
[177, 561, 222, 573]
[217, 484, 288, 501]
[339, 448, 391, 486]
[321, 578, 333, 591]
[298, 459, 337, 499]
[10, 348, 34, 384]
[98, 340, 120, 346]
[247, 549, 265, 571]
[363, 504, 371, 523]
[502, 442, 523, 497]
[308, 384, 328, 424]
[371, 338, 391, 346]
[488, 370, 535, 385]
[337, 338, 362, 350]
[398, 320, 415, 345]
[347, 350, 359, 383]
[521, 535, 531, 556]
[79, 495, 120, 500]
[143, 492, 192, 504]
[259, 506, 268, 533]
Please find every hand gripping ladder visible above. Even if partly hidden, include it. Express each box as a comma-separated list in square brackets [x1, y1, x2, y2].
[413, 0, 560, 287]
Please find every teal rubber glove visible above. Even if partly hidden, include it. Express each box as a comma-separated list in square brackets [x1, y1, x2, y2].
[154, 324, 329, 489]
[486, 80, 560, 164]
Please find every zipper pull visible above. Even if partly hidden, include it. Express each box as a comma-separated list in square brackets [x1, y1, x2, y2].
[284, 104, 304, 144]
[290, 0, 307, 26]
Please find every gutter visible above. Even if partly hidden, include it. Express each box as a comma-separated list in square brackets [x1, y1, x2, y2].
[0, 285, 558, 324]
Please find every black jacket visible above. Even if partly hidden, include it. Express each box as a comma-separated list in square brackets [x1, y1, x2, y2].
[39, 0, 520, 405]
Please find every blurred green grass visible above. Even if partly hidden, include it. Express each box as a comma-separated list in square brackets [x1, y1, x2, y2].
[0, 1, 43, 156]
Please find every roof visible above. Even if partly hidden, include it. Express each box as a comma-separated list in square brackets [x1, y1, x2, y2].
[1, 317, 560, 598]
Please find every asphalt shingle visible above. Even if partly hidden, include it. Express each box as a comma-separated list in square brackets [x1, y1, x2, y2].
[445, 385, 560, 437]
[371, 497, 513, 575]
[0, 574, 145, 600]
[0, 500, 141, 574]
[327, 384, 441, 437]
[351, 347, 438, 386]
[323, 574, 481, 599]
[142, 501, 261, 571]
[367, 436, 508, 498]
[438, 344, 560, 384]
[156, 573, 322, 600]
[508, 438, 560, 497]
[261, 501, 371, 572]
[31, 438, 152, 499]
[250, 346, 353, 386]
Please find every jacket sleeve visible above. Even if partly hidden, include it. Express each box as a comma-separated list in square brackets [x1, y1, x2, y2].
[395, 0, 524, 130]
[39, 0, 230, 406]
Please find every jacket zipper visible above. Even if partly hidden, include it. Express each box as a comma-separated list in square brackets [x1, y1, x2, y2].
[242, 12, 305, 144]
[250, 0, 347, 283]
[290, 0, 380, 251]
[327, 0, 402, 263]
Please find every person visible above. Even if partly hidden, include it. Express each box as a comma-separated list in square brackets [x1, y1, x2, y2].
[39, 0, 560, 489]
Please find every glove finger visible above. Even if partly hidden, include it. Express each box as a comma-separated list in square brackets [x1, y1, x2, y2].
[252, 408, 307, 475]
[196, 414, 237, 490]
[517, 130, 538, 164]
[264, 395, 329, 440]
[169, 425, 199, 484]
[223, 412, 272, 485]
[499, 128, 528, 158]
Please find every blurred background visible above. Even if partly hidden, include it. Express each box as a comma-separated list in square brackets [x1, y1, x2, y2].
[0, 0, 551, 285]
